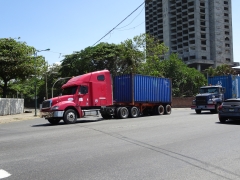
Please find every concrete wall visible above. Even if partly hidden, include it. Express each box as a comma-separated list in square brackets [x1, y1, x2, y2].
[0, 98, 24, 116]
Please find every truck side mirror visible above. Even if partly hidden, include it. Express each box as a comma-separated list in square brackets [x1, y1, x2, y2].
[222, 88, 226, 93]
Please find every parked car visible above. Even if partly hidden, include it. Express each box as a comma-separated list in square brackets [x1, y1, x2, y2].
[218, 98, 240, 123]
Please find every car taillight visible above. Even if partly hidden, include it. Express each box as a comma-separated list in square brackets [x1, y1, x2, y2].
[218, 105, 223, 111]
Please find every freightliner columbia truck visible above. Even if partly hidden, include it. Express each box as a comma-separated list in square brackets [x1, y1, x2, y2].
[40, 70, 172, 124]
[191, 75, 240, 114]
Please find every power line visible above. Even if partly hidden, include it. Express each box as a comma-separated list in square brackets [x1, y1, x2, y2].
[116, 5, 145, 30]
[92, 1, 147, 46]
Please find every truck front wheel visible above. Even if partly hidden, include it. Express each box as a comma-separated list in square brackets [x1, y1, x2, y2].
[195, 109, 201, 114]
[63, 109, 77, 124]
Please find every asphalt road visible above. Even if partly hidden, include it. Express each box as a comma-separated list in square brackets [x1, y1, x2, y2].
[1, 109, 240, 180]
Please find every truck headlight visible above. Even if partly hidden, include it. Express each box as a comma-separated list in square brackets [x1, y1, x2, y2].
[52, 106, 59, 110]
[208, 100, 214, 104]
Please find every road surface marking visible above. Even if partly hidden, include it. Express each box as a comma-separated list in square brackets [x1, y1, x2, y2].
[0, 169, 11, 179]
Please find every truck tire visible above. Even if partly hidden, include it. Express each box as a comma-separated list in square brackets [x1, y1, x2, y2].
[164, 105, 171, 115]
[155, 105, 164, 115]
[129, 106, 139, 118]
[48, 119, 60, 125]
[195, 109, 201, 114]
[63, 109, 77, 124]
[113, 107, 121, 118]
[118, 107, 129, 119]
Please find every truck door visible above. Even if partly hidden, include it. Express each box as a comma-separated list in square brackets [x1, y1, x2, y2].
[77, 84, 90, 107]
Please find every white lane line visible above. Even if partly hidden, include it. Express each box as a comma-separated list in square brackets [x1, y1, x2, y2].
[0, 169, 11, 179]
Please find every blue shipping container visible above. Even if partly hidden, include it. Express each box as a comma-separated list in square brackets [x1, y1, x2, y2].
[113, 74, 172, 104]
[208, 75, 240, 99]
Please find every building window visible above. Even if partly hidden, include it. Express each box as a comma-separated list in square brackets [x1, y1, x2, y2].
[225, 31, 229, 35]
[224, 1, 228, 5]
[225, 37, 230, 41]
[190, 55, 196, 59]
[224, 13, 229, 17]
[224, 7, 228, 11]
[201, 34, 206, 38]
[225, 44, 230, 47]
[202, 56, 207, 60]
[201, 47, 206, 50]
[226, 58, 230, 62]
[201, 40, 206, 45]
[225, 25, 229, 29]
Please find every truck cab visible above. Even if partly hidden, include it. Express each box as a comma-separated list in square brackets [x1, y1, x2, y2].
[40, 70, 112, 124]
[191, 85, 225, 114]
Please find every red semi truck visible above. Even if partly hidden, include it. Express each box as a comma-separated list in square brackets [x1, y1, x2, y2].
[40, 70, 172, 124]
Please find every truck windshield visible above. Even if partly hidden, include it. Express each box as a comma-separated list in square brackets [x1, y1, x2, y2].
[62, 86, 78, 95]
[200, 87, 218, 94]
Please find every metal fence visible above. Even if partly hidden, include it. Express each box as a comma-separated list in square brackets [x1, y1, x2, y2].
[0, 98, 24, 116]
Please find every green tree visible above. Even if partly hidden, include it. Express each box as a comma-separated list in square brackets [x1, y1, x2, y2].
[132, 33, 169, 76]
[156, 54, 206, 97]
[0, 38, 46, 98]
[60, 43, 126, 77]
[204, 64, 236, 77]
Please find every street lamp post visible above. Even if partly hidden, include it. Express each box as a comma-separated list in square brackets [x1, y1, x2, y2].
[52, 77, 71, 98]
[34, 48, 50, 116]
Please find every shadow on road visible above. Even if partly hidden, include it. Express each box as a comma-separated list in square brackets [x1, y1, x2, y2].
[31, 117, 104, 127]
[189, 112, 215, 115]
[215, 120, 240, 125]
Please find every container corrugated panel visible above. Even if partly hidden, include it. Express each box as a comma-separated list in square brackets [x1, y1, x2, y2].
[114, 74, 171, 103]
[208, 75, 240, 99]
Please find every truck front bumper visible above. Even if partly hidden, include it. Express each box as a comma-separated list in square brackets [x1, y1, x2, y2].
[41, 111, 64, 119]
[191, 105, 215, 110]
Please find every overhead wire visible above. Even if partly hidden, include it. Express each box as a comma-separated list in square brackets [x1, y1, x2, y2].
[92, 1, 147, 46]
[118, 21, 145, 31]
[116, 5, 145, 30]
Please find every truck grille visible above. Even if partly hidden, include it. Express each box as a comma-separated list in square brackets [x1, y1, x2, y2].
[196, 96, 207, 105]
[42, 100, 51, 108]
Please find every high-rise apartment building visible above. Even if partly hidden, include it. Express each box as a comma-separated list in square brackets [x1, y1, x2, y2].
[145, 0, 236, 71]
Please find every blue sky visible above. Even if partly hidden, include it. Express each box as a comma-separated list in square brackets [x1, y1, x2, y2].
[1, 0, 240, 66]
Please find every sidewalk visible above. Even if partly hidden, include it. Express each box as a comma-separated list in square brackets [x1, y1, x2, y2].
[0, 109, 41, 124]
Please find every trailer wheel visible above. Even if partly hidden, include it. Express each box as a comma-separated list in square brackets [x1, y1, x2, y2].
[118, 107, 129, 119]
[164, 105, 171, 115]
[48, 119, 60, 125]
[63, 109, 77, 124]
[129, 106, 139, 118]
[155, 105, 164, 115]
